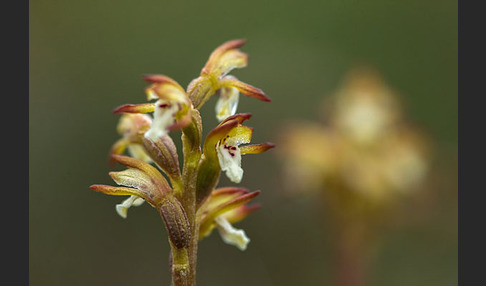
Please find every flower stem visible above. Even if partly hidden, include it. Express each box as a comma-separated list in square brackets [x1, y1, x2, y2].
[170, 246, 189, 286]
[170, 113, 202, 286]
[169, 222, 199, 286]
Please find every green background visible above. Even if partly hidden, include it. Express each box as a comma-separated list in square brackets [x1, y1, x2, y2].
[30, 0, 457, 285]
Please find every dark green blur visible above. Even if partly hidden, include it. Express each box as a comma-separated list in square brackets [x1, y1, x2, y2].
[29, 0, 457, 285]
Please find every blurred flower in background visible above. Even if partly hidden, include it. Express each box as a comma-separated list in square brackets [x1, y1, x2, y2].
[278, 67, 433, 286]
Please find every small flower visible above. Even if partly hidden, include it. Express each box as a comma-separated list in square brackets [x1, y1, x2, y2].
[90, 154, 173, 208]
[110, 113, 153, 163]
[113, 75, 192, 140]
[91, 154, 191, 248]
[109, 113, 154, 217]
[197, 187, 260, 250]
[187, 39, 271, 118]
[204, 113, 275, 184]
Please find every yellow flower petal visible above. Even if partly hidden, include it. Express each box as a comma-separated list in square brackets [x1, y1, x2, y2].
[112, 103, 155, 114]
[240, 142, 275, 155]
[90, 185, 146, 200]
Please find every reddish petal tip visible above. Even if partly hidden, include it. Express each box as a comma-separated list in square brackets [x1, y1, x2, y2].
[221, 113, 252, 125]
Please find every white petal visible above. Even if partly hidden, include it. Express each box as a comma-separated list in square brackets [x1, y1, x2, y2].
[115, 195, 144, 219]
[217, 143, 243, 183]
[215, 86, 239, 122]
[144, 99, 179, 141]
[215, 216, 250, 251]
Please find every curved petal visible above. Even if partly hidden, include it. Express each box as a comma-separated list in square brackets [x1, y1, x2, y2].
[219, 77, 271, 102]
[113, 103, 155, 114]
[240, 142, 275, 155]
[200, 190, 260, 225]
[202, 39, 248, 77]
[222, 204, 261, 224]
[90, 184, 148, 201]
[144, 77, 187, 102]
[215, 216, 250, 251]
[109, 169, 160, 197]
[203, 187, 251, 211]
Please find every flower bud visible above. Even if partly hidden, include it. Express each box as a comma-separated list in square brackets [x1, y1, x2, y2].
[142, 136, 181, 183]
[159, 196, 191, 249]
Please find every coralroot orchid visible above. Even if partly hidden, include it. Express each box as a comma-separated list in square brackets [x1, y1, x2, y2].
[90, 39, 273, 286]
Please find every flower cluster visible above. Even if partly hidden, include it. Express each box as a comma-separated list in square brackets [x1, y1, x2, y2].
[90, 40, 273, 284]
[278, 67, 432, 286]
[279, 67, 431, 213]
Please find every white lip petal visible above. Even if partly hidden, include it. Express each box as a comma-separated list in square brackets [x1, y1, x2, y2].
[215, 216, 250, 251]
[144, 100, 179, 141]
[115, 195, 144, 219]
[217, 143, 243, 183]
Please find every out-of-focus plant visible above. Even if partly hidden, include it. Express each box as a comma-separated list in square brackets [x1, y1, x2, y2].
[278, 67, 432, 286]
[90, 40, 274, 286]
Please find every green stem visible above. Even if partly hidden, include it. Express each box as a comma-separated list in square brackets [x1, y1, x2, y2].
[168, 198, 200, 286]
[170, 109, 202, 286]
[170, 246, 189, 285]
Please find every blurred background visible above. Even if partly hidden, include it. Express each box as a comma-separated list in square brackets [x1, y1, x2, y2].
[29, 0, 457, 285]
